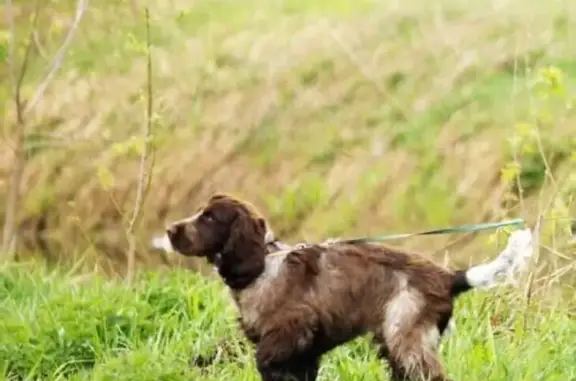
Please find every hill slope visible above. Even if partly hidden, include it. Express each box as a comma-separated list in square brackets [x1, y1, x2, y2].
[1, 0, 575, 275]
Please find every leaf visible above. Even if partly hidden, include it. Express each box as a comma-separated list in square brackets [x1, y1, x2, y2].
[515, 122, 534, 138]
[148, 134, 160, 150]
[111, 142, 128, 157]
[125, 33, 146, 55]
[97, 166, 115, 190]
[507, 136, 521, 150]
[538, 66, 564, 86]
[520, 142, 536, 155]
[537, 110, 554, 125]
[128, 138, 145, 157]
[501, 163, 521, 183]
[0, 30, 9, 63]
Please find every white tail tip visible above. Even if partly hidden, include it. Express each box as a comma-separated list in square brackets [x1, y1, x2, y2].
[465, 228, 534, 289]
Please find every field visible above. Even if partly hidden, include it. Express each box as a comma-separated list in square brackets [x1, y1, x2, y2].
[1, 0, 576, 379]
[0, 261, 574, 381]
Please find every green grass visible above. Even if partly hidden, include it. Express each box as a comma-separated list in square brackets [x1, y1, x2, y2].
[1, 262, 575, 381]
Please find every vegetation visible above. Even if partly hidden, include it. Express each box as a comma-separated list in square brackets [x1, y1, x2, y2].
[1, 0, 575, 380]
[0, 261, 574, 381]
[0, 0, 573, 271]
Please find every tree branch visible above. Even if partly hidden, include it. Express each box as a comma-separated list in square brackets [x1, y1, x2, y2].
[125, 7, 155, 284]
[1, 0, 20, 256]
[1, 0, 41, 255]
[24, 0, 88, 115]
[1, 0, 88, 257]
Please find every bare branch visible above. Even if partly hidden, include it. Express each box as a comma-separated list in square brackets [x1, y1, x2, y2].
[1, 0, 42, 256]
[1, 0, 20, 256]
[24, 0, 88, 115]
[17, 0, 43, 116]
[4, 0, 16, 104]
[1, 0, 88, 257]
[32, 29, 49, 61]
[125, 7, 155, 284]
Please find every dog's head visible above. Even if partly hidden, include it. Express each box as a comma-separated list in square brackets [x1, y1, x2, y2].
[165, 193, 269, 274]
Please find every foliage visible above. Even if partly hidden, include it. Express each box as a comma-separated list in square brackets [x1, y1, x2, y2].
[0, 0, 574, 268]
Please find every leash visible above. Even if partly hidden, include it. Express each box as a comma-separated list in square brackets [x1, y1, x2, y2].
[339, 218, 525, 244]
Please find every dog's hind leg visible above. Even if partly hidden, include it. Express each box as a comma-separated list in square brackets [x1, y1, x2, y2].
[383, 322, 452, 381]
[373, 336, 407, 380]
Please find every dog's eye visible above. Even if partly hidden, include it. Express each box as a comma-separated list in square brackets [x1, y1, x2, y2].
[201, 211, 215, 223]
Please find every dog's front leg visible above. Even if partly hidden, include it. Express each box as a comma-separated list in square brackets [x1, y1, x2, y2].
[257, 358, 319, 381]
[255, 325, 320, 381]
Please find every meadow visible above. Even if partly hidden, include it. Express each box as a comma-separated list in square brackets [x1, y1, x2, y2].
[0, 260, 575, 381]
[1, 0, 575, 379]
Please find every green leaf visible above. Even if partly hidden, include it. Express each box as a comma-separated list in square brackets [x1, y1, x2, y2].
[97, 166, 115, 190]
[0, 30, 9, 64]
[515, 122, 534, 138]
[501, 162, 521, 183]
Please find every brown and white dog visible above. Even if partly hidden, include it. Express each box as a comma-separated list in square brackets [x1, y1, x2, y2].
[155, 193, 533, 381]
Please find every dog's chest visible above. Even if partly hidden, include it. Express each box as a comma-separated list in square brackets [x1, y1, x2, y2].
[235, 280, 270, 329]
[232, 253, 287, 337]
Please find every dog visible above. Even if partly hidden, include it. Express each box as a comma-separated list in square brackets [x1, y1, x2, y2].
[157, 193, 533, 381]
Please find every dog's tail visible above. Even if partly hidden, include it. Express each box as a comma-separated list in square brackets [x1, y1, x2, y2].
[450, 228, 534, 298]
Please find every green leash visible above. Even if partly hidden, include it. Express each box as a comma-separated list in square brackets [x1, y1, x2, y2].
[342, 218, 525, 244]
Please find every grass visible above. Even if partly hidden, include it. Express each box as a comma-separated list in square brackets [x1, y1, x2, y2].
[1, 0, 575, 378]
[0, 261, 575, 381]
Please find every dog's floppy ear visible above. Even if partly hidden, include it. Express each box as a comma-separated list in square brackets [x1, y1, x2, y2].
[222, 213, 262, 255]
[219, 213, 266, 289]
[256, 217, 267, 237]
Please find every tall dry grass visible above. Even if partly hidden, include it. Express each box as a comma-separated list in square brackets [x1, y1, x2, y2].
[0, 0, 574, 283]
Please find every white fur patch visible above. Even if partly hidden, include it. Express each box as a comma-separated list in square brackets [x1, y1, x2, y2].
[422, 326, 441, 351]
[152, 234, 174, 252]
[465, 228, 533, 288]
[236, 251, 289, 327]
[384, 274, 424, 340]
[151, 213, 202, 253]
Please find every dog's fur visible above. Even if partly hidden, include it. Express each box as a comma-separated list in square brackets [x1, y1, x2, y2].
[162, 193, 532, 381]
